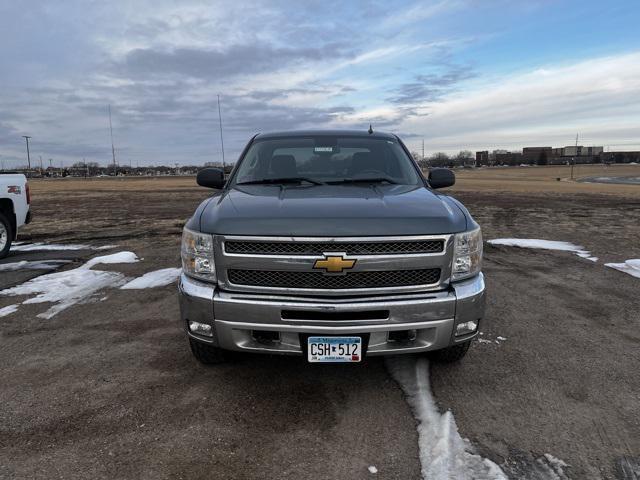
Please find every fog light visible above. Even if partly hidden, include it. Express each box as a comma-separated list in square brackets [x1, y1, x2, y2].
[455, 320, 478, 336]
[388, 329, 417, 343]
[188, 321, 213, 337]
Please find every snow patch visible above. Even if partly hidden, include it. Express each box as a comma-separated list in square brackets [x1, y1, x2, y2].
[386, 356, 507, 479]
[83, 251, 138, 269]
[478, 335, 506, 345]
[11, 242, 115, 252]
[120, 268, 181, 290]
[0, 260, 72, 272]
[532, 454, 570, 479]
[0, 304, 19, 318]
[488, 238, 596, 261]
[544, 454, 569, 472]
[0, 251, 138, 319]
[605, 259, 640, 279]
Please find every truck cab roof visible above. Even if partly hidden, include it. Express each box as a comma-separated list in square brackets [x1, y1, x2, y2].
[255, 130, 398, 141]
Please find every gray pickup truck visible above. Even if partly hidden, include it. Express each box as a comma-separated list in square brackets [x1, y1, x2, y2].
[179, 130, 484, 364]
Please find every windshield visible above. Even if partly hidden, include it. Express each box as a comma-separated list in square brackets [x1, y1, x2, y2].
[231, 136, 422, 186]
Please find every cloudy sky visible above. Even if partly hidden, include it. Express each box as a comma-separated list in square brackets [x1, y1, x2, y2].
[1, 0, 639, 167]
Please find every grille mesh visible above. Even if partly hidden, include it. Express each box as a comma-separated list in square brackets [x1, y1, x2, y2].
[225, 240, 444, 256]
[227, 269, 441, 290]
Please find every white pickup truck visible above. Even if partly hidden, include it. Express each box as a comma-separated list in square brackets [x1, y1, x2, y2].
[0, 173, 31, 258]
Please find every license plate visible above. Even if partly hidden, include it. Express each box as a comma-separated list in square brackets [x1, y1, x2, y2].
[307, 336, 362, 363]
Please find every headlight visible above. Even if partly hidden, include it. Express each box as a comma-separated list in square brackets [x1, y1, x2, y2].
[181, 227, 216, 282]
[452, 227, 482, 281]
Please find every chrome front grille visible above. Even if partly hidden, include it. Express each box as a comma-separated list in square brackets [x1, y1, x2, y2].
[225, 240, 444, 256]
[215, 234, 453, 296]
[228, 268, 441, 290]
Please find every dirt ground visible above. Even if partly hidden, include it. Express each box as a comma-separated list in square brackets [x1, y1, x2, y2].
[1, 169, 639, 479]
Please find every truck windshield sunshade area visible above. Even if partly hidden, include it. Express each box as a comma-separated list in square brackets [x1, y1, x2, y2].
[231, 136, 422, 186]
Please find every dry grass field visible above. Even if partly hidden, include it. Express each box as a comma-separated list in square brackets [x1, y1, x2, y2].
[27, 175, 198, 193]
[26, 163, 640, 196]
[452, 164, 640, 195]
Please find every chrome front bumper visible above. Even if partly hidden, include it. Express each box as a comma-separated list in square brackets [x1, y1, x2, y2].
[178, 273, 485, 356]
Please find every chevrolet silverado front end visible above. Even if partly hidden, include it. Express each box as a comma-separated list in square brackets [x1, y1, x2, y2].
[179, 130, 485, 364]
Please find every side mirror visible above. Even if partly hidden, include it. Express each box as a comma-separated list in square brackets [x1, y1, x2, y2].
[197, 168, 225, 189]
[428, 168, 455, 189]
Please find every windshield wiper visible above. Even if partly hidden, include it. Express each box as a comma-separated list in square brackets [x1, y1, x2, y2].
[236, 177, 325, 186]
[327, 177, 398, 185]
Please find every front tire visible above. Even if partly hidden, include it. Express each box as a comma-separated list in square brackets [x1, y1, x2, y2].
[0, 212, 13, 259]
[189, 338, 228, 365]
[429, 340, 471, 363]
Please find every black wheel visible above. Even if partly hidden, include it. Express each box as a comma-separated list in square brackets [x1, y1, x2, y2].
[0, 212, 13, 260]
[189, 338, 228, 365]
[429, 340, 471, 363]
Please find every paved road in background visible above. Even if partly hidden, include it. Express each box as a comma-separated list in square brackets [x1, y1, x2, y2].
[578, 175, 640, 185]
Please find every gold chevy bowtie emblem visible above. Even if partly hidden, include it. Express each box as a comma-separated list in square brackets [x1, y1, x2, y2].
[313, 254, 356, 273]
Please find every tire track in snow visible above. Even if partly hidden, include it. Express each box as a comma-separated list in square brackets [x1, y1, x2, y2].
[387, 356, 571, 479]
[386, 356, 507, 479]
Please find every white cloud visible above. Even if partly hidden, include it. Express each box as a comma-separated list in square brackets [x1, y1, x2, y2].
[382, 0, 465, 28]
[2, 1, 639, 166]
[399, 52, 640, 153]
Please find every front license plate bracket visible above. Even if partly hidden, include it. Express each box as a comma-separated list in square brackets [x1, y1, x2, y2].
[300, 333, 370, 363]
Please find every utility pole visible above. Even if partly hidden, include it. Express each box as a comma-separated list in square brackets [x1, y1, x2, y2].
[39, 155, 43, 175]
[108, 104, 117, 176]
[217, 94, 226, 174]
[422, 138, 425, 162]
[571, 133, 578, 180]
[22, 135, 32, 171]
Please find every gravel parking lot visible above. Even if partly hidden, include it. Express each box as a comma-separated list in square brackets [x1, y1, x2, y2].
[1, 171, 639, 479]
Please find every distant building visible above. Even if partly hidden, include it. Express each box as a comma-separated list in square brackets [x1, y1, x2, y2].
[473, 145, 636, 167]
[554, 146, 604, 157]
[600, 151, 640, 164]
[548, 145, 604, 164]
[523, 147, 552, 165]
[494, 151, 523, 166]
[475, 151, 489, 166]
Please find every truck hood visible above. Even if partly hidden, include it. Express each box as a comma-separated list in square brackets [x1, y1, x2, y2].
[198, 184, 467, 236]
